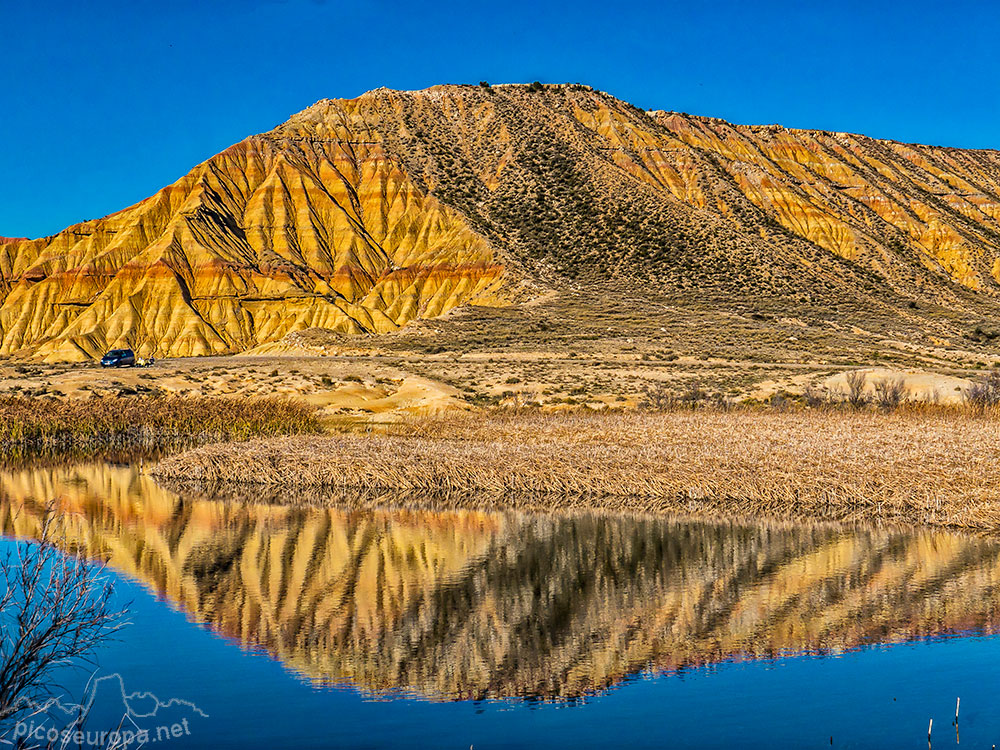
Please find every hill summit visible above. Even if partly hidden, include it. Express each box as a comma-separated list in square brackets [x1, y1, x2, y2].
[4, 83, 1000, 361]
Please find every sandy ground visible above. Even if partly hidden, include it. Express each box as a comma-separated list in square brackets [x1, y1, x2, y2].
[0, 350, 983, 420]
[0, 356, 467, 423]
[821, 368, 972, 404]
[751, 368, 973, 405]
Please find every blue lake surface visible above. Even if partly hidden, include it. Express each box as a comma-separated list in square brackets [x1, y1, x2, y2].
[2, 461, 1000, 748]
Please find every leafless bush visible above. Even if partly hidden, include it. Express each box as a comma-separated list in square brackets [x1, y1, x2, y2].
[711, 393, 735, 411]
[507, 391, 541, 412]
[965, 370, 1000, 411]
[639, 382, 676, 411]
[845, 371, 868, 409]
[768, 393, 791, 412]
[680, 381, 707, 409]
[802, 383, 827, 408]
[873, 377, 906, 411]
[0, 511, 129, 732]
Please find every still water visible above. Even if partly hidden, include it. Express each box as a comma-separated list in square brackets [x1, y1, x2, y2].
[2, 461, 1000, 748]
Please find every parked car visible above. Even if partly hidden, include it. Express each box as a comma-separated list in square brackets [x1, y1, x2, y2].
[100, 349, 136, 367]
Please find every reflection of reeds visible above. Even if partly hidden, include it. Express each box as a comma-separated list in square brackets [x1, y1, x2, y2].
[155, 410, 1000, 530]
[0, 395, 320, 451]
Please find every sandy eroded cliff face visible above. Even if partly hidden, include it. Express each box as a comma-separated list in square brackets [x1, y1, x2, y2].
[4, 84, 1000, 360]
[0, 94, 507, 360]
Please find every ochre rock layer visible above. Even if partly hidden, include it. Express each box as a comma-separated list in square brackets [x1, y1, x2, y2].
[5, 84, 1000, 359]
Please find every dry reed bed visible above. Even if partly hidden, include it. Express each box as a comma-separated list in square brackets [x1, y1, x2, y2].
[0, 395, 321, 449]
[153, 410, 1000, 531]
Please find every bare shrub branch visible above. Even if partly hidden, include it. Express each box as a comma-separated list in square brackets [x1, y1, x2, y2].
[680, 381, 706, 409]
[965, 370, 1000, 412]
[845, 371, 868, 409]
[0, 510, 129, 728]
[802, 383, 827, 408]
[873, 377, 906, 411]
[639, 383, 676, 411]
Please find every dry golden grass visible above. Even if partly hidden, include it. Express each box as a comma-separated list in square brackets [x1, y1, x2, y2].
[153, 409, 1000, 531]
[0, 395, 321, 450]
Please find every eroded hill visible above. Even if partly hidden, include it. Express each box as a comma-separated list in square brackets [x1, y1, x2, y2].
[4, 83, 1000, 361]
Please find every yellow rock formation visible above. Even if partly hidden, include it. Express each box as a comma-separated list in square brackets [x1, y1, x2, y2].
[5, 84, 1000, 360]
[0, 97, 506, 361]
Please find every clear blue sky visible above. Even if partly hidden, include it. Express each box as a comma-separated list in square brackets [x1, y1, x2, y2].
[3, 0, 998, 239]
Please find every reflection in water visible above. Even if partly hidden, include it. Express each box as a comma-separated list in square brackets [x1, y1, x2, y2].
[2, 462, 1000, 701]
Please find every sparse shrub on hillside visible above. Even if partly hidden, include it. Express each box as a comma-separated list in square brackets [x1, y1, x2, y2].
[529, 81, 544, 92]
[965, 370, 1000, 410]
[803, 383, 827, 408]
[967, 326, 1000, 344]
[640, 382, 677, 411]
[873, 377, 906, 411]
[845, 371, 868, 409]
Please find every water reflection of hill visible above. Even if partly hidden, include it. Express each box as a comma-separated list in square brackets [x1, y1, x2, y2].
[3, 462, 1000, 701]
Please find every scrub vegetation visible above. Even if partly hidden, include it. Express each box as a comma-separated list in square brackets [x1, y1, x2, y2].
[0, 395, 321, 452]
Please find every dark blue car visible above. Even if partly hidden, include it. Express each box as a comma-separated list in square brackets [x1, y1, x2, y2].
[100, 349, 136, 367]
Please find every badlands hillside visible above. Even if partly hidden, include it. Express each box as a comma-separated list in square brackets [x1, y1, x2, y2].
[4, 83, 1000, 374]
